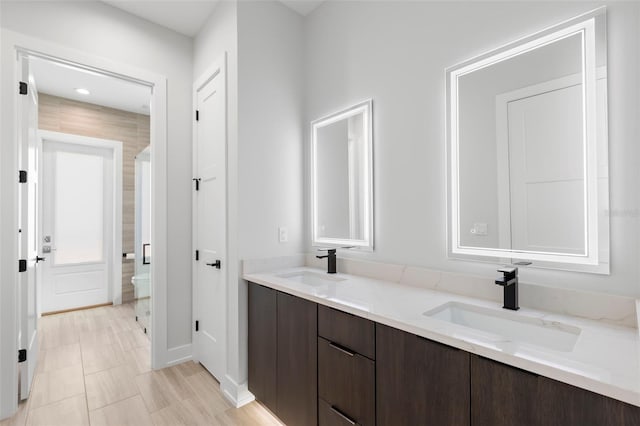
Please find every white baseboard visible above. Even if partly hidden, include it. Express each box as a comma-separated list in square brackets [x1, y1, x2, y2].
[165, 343, 192, 367]
[221, 375, 255, 408]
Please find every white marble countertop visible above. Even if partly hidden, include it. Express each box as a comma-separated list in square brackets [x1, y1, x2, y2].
[243, 266, 640, 407]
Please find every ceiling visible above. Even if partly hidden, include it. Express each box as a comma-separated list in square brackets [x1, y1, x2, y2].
[28, 1, 325, 116]
[101, 0, 220, 37]
[279, 0, 324, 17]
[30, 57, 152, 116]
[101, 0, 325, 37]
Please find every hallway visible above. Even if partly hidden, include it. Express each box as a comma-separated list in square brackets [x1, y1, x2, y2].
[1, 304, 281, 426]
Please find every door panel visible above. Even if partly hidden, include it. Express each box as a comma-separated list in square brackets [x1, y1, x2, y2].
[508, 84, 585, 254]
[18, 60, 39, 399]
[194, 62, 227, 381]
[41, 140, 113, 313]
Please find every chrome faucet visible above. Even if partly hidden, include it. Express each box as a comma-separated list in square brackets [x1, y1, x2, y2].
[495, 266, 519, 310]
[316, 249, 337, 274]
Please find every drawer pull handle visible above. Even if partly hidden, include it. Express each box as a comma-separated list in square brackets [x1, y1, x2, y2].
[329, 342, 355, 357]
[330, 405, 356, 425]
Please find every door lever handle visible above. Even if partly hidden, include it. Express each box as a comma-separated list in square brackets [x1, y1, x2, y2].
[206, 260, 221, 269]
[35, 256, 45, 263]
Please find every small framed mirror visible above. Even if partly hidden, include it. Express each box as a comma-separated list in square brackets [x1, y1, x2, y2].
[311, 100, 374, 250]
[447, 8, 609, 273]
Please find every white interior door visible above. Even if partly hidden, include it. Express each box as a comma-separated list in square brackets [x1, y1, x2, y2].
[18, 60, 39, 399]
[193, 61, 227, 382]
[40, 140, 114, 313]
[508, 83, 585, 254]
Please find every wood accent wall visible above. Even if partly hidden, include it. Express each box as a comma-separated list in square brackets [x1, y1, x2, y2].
[38, 93, 150, 303]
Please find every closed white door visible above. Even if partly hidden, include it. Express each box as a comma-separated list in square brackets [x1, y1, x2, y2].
[40, 140, 114, 313]
[18, 59, 39, 399]
[508, 83, 585, 254]
[193, 60, 227, 381]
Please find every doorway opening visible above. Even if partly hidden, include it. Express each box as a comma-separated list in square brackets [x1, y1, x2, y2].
[16, 50, 155, 401]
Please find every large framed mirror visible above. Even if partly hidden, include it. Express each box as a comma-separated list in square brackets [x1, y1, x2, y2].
[447, 8, 609, 273]
[311, 99, 374, 250]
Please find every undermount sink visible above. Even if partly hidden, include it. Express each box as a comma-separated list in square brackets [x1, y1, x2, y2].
[424, 302, 581, 352]
[277, 271, 346, 287]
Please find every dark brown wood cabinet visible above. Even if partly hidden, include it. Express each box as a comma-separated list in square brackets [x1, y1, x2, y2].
[472, 355, 640, 426]
[470, 355, 539, 426]
[538, 375, 640, 426]
[249, 283, 640, 426]
[376, 323, 470, 426]
[318, 305, 375, 360]
[318, 306, 376, 426]
[247, 283, 277, 414]
[277, 291, 318, 426]
[318, 338, 375, 426]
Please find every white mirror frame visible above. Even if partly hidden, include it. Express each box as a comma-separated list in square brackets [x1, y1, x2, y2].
[447, 8, 608, 272]
[310, 99, 374, 250]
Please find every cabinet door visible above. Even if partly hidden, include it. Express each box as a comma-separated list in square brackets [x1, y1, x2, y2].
[471, 355, 539, 426]
[248, 283, 277, 413]
[277, 292, 318, 426]
[376, 324, 470, 426]
[538, 376, 640, 425]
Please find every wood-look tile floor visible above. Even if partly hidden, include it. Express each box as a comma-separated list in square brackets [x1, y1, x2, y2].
[1, 304, 283, 426]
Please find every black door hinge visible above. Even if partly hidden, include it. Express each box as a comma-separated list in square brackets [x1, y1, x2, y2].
[193, 178, 200, 191]
[195, 110, 199, 121]
[18, 259, 27, 272]
[195, 320, 199, 332]
[18, 349, 27, 363]
[195, 250, 200, 261]
[19, 170, 27, 183]
[19, 81, 27, 95]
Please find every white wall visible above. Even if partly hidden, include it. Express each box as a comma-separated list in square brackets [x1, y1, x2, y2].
[194, 0, 303, 403]
[237, 0, 304, 398]
[305, 1, 640, 297]
[0, 0, 193, 359]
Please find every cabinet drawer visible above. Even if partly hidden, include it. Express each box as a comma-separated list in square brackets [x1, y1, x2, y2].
[318, 337, 375, 426]
[318, 305, 375, 359]
[319, 398, 360, 426]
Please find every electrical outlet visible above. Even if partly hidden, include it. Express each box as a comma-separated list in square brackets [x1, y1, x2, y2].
[278, 226, 288, 243]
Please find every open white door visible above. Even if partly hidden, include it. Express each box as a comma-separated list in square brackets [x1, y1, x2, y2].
[193, 57, 227, 382]
[18, 57, 39, 400]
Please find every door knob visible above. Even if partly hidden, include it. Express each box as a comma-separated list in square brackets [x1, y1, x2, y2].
[206, 260, 221, 269]
[35, 256, 45, 263]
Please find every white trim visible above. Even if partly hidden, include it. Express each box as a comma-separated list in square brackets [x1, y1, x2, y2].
[38, 130, 123, 310]
[165, 343, 193, 366]
[221, 374, 255, 408]
[1, 30, 169, 420]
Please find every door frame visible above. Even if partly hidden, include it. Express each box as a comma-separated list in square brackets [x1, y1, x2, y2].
[0, 30, 169, 420]
[38, 130, 123, 314]
[192, 54, 228, 388]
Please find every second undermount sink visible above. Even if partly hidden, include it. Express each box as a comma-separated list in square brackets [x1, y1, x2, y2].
[277, 271, 346, 287]
[424, 302, 581, 352]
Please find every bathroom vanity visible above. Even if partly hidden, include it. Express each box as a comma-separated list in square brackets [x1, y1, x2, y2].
[245, 267, 640, 426]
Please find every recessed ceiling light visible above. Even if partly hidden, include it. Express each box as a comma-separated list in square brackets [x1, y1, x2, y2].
[75, 88, 90, 95]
